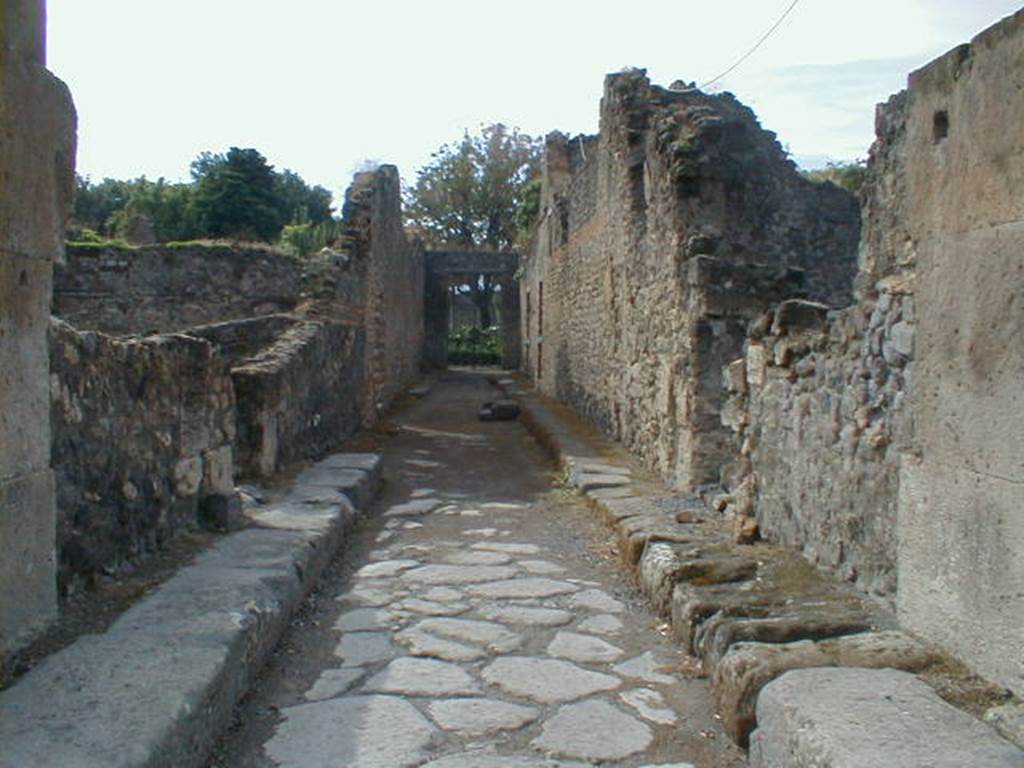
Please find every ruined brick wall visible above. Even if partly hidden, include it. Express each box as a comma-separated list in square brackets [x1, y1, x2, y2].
[49, 319, 236, 591]
[347, 166, 424, 421]
[53, 244, 305, 335]
[0, 0, 77, 656]
[521, 72, 859, 490]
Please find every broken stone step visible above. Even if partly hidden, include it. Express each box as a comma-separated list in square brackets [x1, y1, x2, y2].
[313, 453, 383, 502]
[670, 583, 793, 654]
[696, 600, 874, 670]
[616, 513, 708, 565]
[749, 668, 1024, 767]
[713, 631, 935, 747]
[638, 542, 757, 615]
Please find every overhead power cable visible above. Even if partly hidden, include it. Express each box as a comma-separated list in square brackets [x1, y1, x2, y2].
[695, 0, 803, 91]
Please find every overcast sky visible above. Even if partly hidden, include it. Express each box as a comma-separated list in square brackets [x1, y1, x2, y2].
[48, 1, 1022, 202]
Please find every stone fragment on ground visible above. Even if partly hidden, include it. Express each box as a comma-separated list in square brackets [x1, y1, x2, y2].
[547, 631, 624, 663]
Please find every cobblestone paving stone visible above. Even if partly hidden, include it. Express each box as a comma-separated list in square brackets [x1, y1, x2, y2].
[209, 373, 746, 768]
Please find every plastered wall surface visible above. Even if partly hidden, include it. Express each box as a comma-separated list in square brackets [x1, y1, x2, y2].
[0, 0, 77, 655]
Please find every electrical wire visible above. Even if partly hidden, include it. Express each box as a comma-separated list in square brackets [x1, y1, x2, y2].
[696, 0, 803, 91]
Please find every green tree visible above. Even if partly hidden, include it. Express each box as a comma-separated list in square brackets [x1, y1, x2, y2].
[406, 124, 541, 327]
[276, 169, 334, 225]
[73, 175, 134, 234]
[110, 177, 199, 242]
[190, 147, 287, 241]
[802, 160, 868, 196]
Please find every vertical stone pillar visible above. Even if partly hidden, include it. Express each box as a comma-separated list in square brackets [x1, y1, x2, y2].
[0, 0, 77, 657]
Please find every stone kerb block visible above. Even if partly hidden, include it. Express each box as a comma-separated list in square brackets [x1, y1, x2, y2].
[713, 630, 933, 746]
[749, 668, 1024, 767]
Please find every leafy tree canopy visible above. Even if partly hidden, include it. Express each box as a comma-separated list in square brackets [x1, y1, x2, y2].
[405, 124, 542, 252]
[73, 149, 336, 245]
[802, 160, 868, 196]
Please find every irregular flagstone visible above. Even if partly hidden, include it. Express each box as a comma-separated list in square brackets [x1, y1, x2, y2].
[463, 528, 501, 537]
[613, 652, 677, 685]
[337, 583, 403, 607]
[570, 588, 626, 613]
[518, 559, 566, 575]
[479, 604, 574, 627]
[481, 657, 620, 704]
[532, 699, 653, 761]
[480, 502, 527, 510]
[355, 559, 420, 578]
[385, 499, 444, 517]
[334, 608, 401, 632]
[620, 688, 678, 725]
[471, 541, 542, 555]
[399, 598, 471, 617]
[265, 695, 436, 768]
[419, 753, 590, 768]
[404, 564, 519, 585]
[415, 617, 522, 653]
[424, 586, 466, 603]
[547, 631, 624, 663]
[577, 614, 624, 636]
[363, 657, 481, 696]
[403, 521, 424, 529]
[443, 550, 513, 566]
[304, 668, 365, 702]
[334, 632, 396, 667]
[427, 697, 540, 736]
[395, 626, 486, 662]
[468, 578, 579, 600]
[405, 458, 443, 468]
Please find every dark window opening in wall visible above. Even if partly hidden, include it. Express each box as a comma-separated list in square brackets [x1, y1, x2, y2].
[629, 162, 647, 211]
[537, 341, 543, 380]
[933, 110, 950, 143]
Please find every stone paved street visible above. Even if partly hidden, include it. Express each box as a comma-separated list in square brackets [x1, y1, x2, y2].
[210, 371, 746, 768]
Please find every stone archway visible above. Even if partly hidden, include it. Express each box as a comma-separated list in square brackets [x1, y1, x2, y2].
[423, 250, 520, 369]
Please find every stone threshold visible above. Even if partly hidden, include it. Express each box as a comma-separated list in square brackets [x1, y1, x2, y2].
[0, 453, 382, 768]
[499, 377, 1023, 766]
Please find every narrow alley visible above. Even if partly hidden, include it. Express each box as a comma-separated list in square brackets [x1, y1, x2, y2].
[209, 371, 746, 768]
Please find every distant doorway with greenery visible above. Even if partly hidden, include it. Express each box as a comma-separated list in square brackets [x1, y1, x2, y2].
[448, 326, 503, 366]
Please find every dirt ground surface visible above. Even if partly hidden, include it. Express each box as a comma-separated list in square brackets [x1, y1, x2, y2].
[208, 370, 747, 768]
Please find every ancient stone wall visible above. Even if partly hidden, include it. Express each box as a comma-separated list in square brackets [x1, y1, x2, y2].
[0, 0, 77, 657]
[232, 320, 366, 478]
[722, 11, 1024, 693]
[49, 320, 236, 590]
[891, 11, 1024, 696]
[348, 166, 424, 419]
[53, 243, 305, 335]
[521, 72, 859, 490]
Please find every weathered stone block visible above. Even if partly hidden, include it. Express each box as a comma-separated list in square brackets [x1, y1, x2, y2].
[749, 668, 1023, 767]
[713, 631, 934, 746]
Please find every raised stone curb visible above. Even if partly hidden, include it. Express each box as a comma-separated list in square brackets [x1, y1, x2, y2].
[0, 452, 381, 768]
[749, 668, 1024, 767]
[500, 379, 1021, 763]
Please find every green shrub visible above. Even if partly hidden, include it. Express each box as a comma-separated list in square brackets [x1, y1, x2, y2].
[280, 219, 343, 258]
[448, 325, 503, 365]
